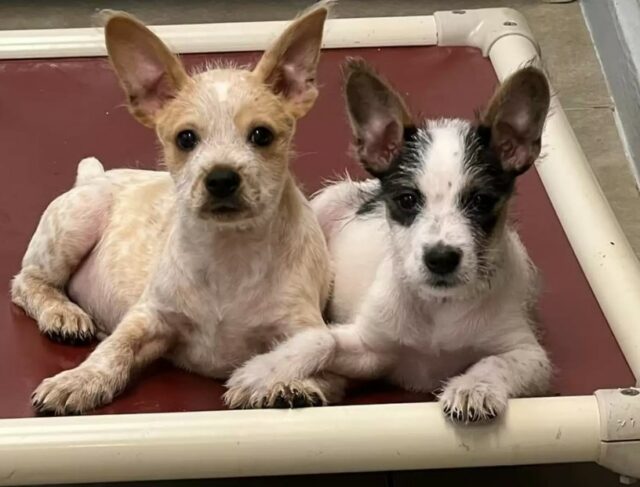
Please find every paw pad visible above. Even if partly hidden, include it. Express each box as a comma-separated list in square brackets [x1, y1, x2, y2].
[272, 387, 321, 409]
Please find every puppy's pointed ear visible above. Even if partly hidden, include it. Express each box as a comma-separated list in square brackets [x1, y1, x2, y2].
[344, 59, 414, 176]
[253, 0, 332, 118]
[481, 66, 550, 175]
[103, 11, 189, 127]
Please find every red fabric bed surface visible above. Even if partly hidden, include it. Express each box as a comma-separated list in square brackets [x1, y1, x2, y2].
[0, 47, 634, 419]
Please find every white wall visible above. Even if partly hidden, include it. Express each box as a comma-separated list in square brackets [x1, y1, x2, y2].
[582, 0, 640, 183]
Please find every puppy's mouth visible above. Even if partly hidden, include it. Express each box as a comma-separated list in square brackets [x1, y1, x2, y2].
[428, 276, 460, 289]
[200, 199, 252, 221]
[424, 270, 468, 292]
[423, 270, 487, 299]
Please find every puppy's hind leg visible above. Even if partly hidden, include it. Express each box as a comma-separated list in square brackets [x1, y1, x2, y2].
[11, 162, 110, 344]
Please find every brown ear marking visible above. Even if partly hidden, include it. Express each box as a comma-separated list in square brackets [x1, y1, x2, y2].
[253, 0, 334, 119]
[343, 58, 414, 176]
[103, 11, 189, 127]
[481, 66, 551, 175]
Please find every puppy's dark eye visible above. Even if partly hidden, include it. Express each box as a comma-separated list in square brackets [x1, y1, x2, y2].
[176, 130, 198, 151]
[248, 126, 274, 147]
[394, 192, 419, 212]
[469, 193, 497, 213]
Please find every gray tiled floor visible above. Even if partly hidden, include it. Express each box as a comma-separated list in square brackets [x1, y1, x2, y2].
[2, 1, 637, 486]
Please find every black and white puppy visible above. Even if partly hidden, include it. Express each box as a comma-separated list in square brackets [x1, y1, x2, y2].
[226, 60, 552, 422]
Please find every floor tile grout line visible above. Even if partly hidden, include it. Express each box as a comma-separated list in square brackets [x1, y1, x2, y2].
[563, 105, 614, 111]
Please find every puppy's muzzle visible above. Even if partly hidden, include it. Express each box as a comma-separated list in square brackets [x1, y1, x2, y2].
[423, 244, 462, 276]
[202, 167, 247, 216]
[205, 168, 241, 200]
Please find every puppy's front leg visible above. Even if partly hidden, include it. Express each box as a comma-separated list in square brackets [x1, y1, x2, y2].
[224, 326, 336, 409]
[32, 306, 173, 415]
[329, 324, 394, 379]
[440, 336, 551, 424]
[224, 323, 392, 409]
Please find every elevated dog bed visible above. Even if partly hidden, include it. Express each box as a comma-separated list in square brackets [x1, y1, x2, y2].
[0, 8, 639, 485]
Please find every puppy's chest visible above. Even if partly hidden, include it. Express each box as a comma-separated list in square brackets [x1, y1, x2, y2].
[387, 306, 487, 390]
[395, 304, 486, 351]
[168, 259, 284, 378]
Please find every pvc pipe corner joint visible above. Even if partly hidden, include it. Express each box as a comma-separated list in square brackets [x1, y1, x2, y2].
[595, 388, 640, 479]
[435, 8, 539, 57]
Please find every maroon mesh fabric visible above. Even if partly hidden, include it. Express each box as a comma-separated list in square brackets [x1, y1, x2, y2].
[0, 47, 633, 418]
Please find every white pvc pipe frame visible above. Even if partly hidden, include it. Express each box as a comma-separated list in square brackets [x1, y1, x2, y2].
[0, 8, 638, 486]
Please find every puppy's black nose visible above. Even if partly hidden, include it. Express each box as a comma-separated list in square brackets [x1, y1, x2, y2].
[424, 244, 462, 275]
[205, 168, 241, 198]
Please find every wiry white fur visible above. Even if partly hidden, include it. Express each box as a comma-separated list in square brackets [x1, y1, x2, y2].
[213, 81, 231, 102]
[228, 121, 552, 423]
[313, 178, 388, 323]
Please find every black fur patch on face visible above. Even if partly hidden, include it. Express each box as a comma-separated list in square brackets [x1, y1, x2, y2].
[356, 187, 383, 216]
[376, 126, 426, 226]
[459, 125, 516, 239]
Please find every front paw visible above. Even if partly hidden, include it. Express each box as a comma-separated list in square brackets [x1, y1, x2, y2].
[439, 375, 507, 424]
[223, 361, 326, 409]
[32, 366, 119, 415]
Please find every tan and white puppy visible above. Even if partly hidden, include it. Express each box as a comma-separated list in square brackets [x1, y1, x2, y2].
[11, 2, 342, 415]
